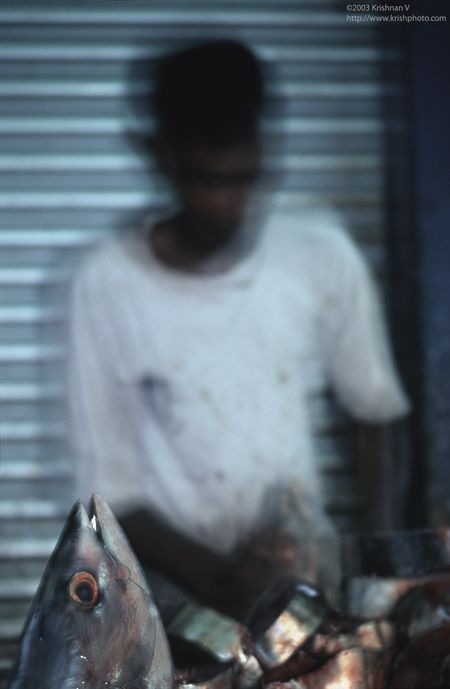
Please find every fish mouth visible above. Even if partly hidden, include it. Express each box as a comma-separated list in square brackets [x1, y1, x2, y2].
[88, 494, 113, 537]
[61, 494, 149, 592]
[68, 493, 117, 537]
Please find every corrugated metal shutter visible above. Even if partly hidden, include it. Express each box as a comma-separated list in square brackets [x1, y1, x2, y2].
[0, 1, 406, 681]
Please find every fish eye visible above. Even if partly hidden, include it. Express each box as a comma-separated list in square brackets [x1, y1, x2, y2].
[69, 571, 100, 609]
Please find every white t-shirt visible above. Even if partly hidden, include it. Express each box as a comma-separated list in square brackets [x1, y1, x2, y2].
[67, 205, 409, 553]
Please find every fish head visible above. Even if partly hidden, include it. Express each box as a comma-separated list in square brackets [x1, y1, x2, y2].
[8, 494, 173, 689]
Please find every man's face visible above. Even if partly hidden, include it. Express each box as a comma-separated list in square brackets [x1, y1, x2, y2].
[169, 140, 262, 249]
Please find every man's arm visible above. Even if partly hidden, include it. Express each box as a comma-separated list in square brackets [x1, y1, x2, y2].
[119, 509, 265, 621]
[322, 229, 411, 531]
[354, 418, 410, 531]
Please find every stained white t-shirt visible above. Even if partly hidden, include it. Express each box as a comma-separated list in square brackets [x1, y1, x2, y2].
[67, 205, 409, 553]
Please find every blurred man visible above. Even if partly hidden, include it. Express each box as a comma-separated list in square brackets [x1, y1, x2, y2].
[67, 41, 409, 616]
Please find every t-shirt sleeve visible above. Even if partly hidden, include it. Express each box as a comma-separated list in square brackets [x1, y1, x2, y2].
[326, 233, 410, 423]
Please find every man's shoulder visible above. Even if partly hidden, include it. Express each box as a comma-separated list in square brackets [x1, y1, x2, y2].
[72, 232, 140, 290]
[267, 204, 364, 276]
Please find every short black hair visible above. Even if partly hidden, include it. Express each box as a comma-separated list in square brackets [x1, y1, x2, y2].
[153, 40, 265, 149]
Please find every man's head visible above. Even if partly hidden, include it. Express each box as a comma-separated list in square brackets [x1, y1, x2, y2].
[153, 40, 264, 150]
[153, 40, 266, 248]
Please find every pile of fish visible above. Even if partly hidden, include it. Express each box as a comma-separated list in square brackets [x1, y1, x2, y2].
[7, 496, 450, 689]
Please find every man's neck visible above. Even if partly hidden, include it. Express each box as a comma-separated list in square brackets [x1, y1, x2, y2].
[150, 214, 241, 272]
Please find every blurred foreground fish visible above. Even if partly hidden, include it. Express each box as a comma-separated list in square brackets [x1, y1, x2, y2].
[8, 494, 173, 689]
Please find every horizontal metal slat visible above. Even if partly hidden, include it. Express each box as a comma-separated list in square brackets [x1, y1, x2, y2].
[0, 267, 68, 285]
[0, 116, 401, 135]
[0, 153, 382, 172]
[0, 176, 384, 199]
[0, 653, 16, 673]
[0, 306, 60, 324]
[0, 400, 354, 440]
[0, 95, 391, 121]
[0, 230, 382, 257]
[0, 116, 131, 134]
[0, 462, 69, 480]
[0, 383, 62, 402]
[0, 191, 384, 210]
[0, 43, 401, 62]
[0, 230, 103, 247]
[0, 97, 383, 121]
[0, 421, 63, 440]
[0, 190, 167, 209]
[0, 538, 56, 560]
[2, 399, 64, 424]
[0, 329, 63, 349]
[1, 590, 33, 611]
[0, 8, 378, 28]
[0, 437, 62, 459]
[0, 63, 398, 91]
[0, 79, 400, 99]
[0, 203, 385, 229]
[0, 133, 389, 157]
[0, 520, 68, 545]
[0, 579, 39, 601]
[0, 501, 66, 520]
[0, 619, 23, 643]
[16, 36, 391, 61]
